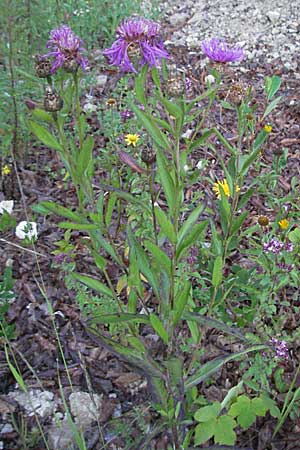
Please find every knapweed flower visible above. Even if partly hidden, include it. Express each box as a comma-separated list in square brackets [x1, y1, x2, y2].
[15, 221, 38, 241]
[278, 219, 289, 230]
[0, 200, 14, 215]
[270, 338, 289, 360]
[201, 38, 244, 63]
[44, 25, 88, 74]
[264, 124, 272, 133]
[125, 133, 140, 147]
[103, 17, 169, 73]
[213, 179, 240, 199]
[2, 165, 11, 176]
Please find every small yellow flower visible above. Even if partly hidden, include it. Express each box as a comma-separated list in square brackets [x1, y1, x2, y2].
[278, 219, 289, 230]
[264, 124, 272, 133]
[213, 178, 240, 199]
[125, 133, 140, 147]
[2, 164, 11, 176]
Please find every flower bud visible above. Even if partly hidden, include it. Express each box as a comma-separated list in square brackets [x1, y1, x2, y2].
[34, 55, 52, 78]
[141, 147, 156, 165]
[44, 87, 63, 112]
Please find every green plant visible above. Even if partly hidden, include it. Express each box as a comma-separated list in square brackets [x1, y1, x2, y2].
[0, 265, 15, 339]
[24, 18, 294, 448]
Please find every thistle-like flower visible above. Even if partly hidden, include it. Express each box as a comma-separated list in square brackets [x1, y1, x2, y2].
[103, 17, 169, 73]
[44, 25, 88, 74]
[201, 38, 244, 63]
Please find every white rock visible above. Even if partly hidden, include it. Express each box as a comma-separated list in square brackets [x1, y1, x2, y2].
[96, 74, 108, 88]
[266, 10, 281, 24]
[168, 12, 189, 27]
[83, 103, 97, 113]
[69, 391, 103, 426]
[9, 390, 55, 418]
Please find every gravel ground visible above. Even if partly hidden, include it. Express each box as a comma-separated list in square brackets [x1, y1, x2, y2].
[160, 0, 300, 74]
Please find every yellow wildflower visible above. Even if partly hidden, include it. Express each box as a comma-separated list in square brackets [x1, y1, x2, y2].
[264, 124, 272, 133]
[278, 219, 289, 230]
[213, 178, 240, 199]
[2, 164, 11, 176]
[125, 133, 140, 147]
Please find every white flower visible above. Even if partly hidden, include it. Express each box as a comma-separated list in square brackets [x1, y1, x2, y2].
[205, 74, 215, 85]
[0, 200, 14, 214]
[196, 160, 203, 170]
[15, 221, 38, 240]
[183, 164, 190, 172]
[83, 103, 97, 113]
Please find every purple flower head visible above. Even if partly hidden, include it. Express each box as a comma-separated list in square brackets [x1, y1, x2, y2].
[103, 17, 169, 73]
[44, 25, 88, 74]
[201, 38, 244, 63]
[263, 238, 285, 255]
[120, 109, 134, 121]
[270, 338, 289, 360]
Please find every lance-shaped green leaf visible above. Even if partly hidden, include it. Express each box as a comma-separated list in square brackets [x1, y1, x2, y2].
[150, 313, 169, 344]
[154, 205, 177, 243]
[156, 148, 176, 213]
[240, 129, 269, 176]
[144, 240, 171, 274]
[265, 75, 281, 100]
[127, 227, 160, 299]
[212, 256, 223, 288]
[173, 281, 191, 325]
[135, 65, 148, 105]
[28, 120, 63, 152]
[262, 96, 282, 120]
[131, 104, 171, 150]
[105, 192, 117, 228]
[95, 183, 151, 214]
[87, 327, 164, 381]
[183, 311, 246, 341]
[30, 108, 54, 123]
[178, 203, 205, 247]
[185, 345, 267, 390]
[176, 220, 208, 260]
[88, 312, 149, 325]
[58, 221, 99, 231]
[77, 136, 94, 178]
[158, 95, 184, 136]
[231, 212, 248, 235]
[73, 273, 114, 298]
[36, 201, 82, 221]
[151, 66, 161, 89]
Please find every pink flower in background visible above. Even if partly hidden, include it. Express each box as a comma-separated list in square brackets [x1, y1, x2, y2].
[202, 38, 244, 63]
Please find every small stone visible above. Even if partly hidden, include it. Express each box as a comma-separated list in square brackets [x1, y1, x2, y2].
[69, 391, 103, 426]
[96, 74, 108, 88]
[266, 10, 281, 24]
[0, 423, 14, 434]
[168, 12, 189, 27]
